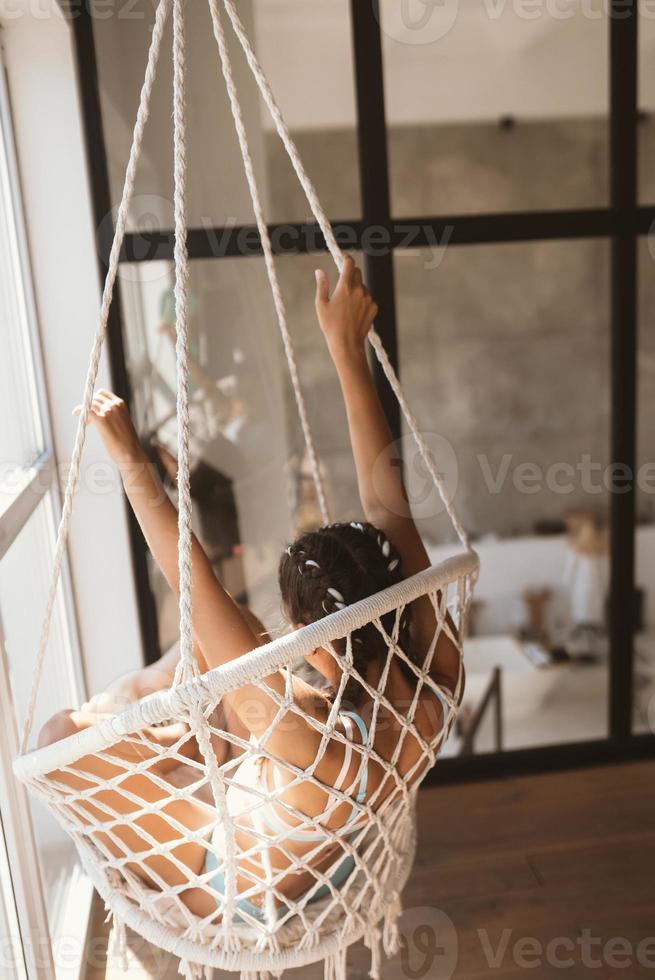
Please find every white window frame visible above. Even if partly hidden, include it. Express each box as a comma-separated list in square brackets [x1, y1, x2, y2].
[0, 38, 92, 980]
[1, 2, 143, 702]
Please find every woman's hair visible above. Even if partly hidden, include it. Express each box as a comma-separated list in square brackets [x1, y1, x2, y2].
[278, 521, 413, 707]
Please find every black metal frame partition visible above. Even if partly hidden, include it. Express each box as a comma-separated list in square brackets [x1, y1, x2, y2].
[69, 0, 655, 783]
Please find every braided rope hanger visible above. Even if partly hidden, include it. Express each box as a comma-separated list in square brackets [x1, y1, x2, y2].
[218, 0, 470, 548]
[207, 0, 330, 526]
[20, 0, 172, 751]
[20, 0, 470, 748]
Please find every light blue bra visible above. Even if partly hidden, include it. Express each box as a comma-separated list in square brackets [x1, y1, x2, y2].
[256, 709, 370, 843]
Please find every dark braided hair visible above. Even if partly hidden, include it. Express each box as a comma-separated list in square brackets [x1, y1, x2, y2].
[278, 522, 414, 707]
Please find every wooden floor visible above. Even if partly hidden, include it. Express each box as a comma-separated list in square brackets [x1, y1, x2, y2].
[87, 761, 655, 979]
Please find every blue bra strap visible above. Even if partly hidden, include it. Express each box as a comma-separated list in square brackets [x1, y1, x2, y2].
[339, 710, 370, 803]
[254, 709, 371, 844]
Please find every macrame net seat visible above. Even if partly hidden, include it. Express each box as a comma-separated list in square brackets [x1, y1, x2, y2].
[13, 1, 479, 977]
[15, 554, 477, 979]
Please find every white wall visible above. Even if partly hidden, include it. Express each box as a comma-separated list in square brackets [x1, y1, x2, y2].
[253, 0, 655, 130]
[429, 523, 655, 637]
[1, 1, 143, 694]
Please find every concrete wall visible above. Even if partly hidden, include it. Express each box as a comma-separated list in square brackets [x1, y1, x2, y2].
[268, 117, 655, 542]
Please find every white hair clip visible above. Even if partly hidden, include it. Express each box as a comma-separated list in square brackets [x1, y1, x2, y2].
[327, 587, 345, 603]
[388, 558, 399, 572]
[305, 559, 321, 569]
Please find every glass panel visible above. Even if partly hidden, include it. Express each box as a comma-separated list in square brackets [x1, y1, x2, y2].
[395, 239, 611, 750]
[0, 105, 44, 473]
[634, 237, 655, 733]
[274, 251, 367, 527]
[94, 0, 360, 234]
[119, 251, 362, 650]
[380, 2, 609, 216]
[0, 495, 79, 926]
[639, 10, 655, 204]
[251, 0, 360, 224]
[120, 255, 300, 648]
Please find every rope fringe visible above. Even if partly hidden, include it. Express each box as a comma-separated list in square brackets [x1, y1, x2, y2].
[365, 924, 383, 980]
[179, 959, 213, 980]
[324, 947, 348, 980]
[107, 912, 128, 972]
[383, 891, 403, 956]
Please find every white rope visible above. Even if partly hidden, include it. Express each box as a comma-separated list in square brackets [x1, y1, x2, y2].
[170, 0, 197, 684]
[220, 0, 469, 549]
[19, 0, 172, 752]
[18, 579, 466, 962]
[16, 2, 479, 974]
[207, 0, 329, 523]
[17, 568, 468, 973]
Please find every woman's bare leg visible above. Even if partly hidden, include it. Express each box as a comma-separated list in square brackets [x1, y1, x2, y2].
[37, 710, 216, 913]
[34, 606, 271, 915]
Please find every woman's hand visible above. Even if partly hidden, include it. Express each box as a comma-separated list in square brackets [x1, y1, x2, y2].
[81, 686, 140, 715]
[73, 389, 143, 466]
[314, 256, 378, 359]
[80, 656, 178, 715]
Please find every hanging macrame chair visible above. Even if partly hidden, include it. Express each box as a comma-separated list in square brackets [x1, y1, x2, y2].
[13, 1, 479, 977]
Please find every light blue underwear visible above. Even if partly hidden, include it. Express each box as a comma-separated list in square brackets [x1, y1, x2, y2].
[204, 847, 357, 924]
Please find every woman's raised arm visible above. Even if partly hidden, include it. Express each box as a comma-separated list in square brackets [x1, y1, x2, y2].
[75, 391, 334, 768]
[75, 391, 260, 668]
[315, 259, 462, 690]
[314, 257, 430, 580]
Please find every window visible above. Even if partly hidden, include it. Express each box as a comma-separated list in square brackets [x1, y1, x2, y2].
[0, 52, 88, 979]
[380, 0, 609, 216]
[396, 240, 611, 749]
[83, 1, 648, 774]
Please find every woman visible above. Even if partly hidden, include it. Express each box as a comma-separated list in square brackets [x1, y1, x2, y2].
[38, 257, 462, 922]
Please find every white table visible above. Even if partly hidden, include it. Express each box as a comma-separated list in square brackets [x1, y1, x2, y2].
[462, 634, 561, 720]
